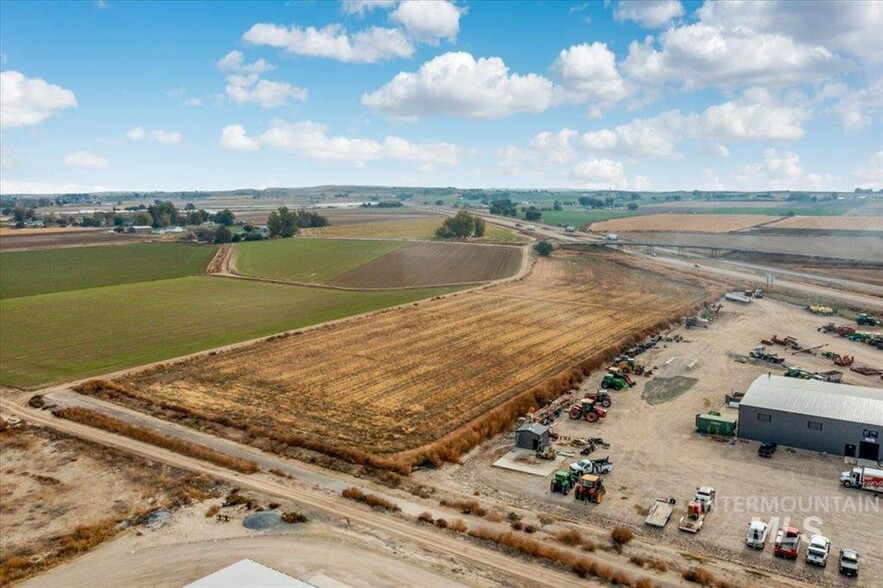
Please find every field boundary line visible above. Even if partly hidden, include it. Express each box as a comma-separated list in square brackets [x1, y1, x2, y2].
[15, 247, 533, 394]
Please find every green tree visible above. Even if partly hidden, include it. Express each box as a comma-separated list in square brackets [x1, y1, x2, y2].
[133, 212, 153, 226]
[533, 241, 553, 256]
[524, 207, 542, 222]
[490, 198, 518, 216]
[435, 199, 444, 206]
[267, 207, 298, 238]
[473, 215, 486, 237]
[214, 208, 235, 226]
[627, 202, 639, 211]
[552, 200, 562, 211]
[213, 225, 233, 243]
[435, 210, 483, 239]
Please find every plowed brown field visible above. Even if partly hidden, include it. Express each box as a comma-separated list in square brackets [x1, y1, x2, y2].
[109, 253, 715, 470]
[764, 215, 883, 231]
[329, 241, 523, 288]
[590, 214, 775, 233]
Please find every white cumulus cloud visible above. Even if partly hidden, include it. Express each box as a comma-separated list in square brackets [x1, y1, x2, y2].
[149, 129, 182, 144]
[391, 1, 463, 45]
[614, 0, 684, 28]
[225, 74, 308, 108]
[570, 157, 628, 188]
[64, 150, 109, 169]
[623, 16, 845, 90]
[0, 70, 77, 128]
[340, 0, 396, 16]
[216, 50, 273, 74]
[219, 124, 261, 151]
[125, 126, 146, 141]
[243, 22, 414, 63]
[361, 52, 553, 121]
[852, 151, 883, 190]
[551, 43, 630, 115]
[220, 120, 460, 166]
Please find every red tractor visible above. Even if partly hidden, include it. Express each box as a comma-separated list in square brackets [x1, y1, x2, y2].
[584, 389, 612, 408]
[569, 399, 608, 422]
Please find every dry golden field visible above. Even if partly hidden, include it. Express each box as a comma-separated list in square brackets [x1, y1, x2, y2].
[102, 253, 716, 471]
[763, 215, 883, 231]
[589, 214, 776, 233]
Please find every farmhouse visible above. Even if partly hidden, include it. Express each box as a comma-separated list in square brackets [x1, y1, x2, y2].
[738, 375, 883, 460]
[515, 421, 549, 451]
[128, 225, 153, 234]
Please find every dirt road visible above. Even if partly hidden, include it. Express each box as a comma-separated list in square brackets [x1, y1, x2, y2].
[1, 399, 669, 587]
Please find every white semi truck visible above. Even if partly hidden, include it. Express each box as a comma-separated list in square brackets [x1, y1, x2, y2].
[840, 466, 883, 494]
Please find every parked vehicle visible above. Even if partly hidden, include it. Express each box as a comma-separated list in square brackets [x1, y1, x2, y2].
[694, 486, 715, 510]
[550, 470, 575, 495]
[565, 225, 575, 233]
[574, 474, 605, 504]
[856, 313, 879, 326]
[583, 389, 612, 408]
[678, 487, 715, 533]
[568, 399, 608, 422]
[569, 457, 614, 476]
[774, 526, 801, 559]
[645, 498, 676, 528]
[806, 535, 831, 567]
[749, 346, 784, 364]
[840, 466, 883, 494]
[838, 548, 859, 577]
[526, 225, 537, 232]
[746, 520, 769, 549]
[758, 442, 777, 458]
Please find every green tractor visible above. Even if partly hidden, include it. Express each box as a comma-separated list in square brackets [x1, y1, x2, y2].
[601, 369, 634, 390]
[550, 470, 575, 495]
[857, 313, 880, 327]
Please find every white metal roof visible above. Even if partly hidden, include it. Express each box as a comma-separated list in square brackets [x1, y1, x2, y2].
[185, 559, 313, 588]
[516, 421, 550, 434]
[740, 375, 883, 426]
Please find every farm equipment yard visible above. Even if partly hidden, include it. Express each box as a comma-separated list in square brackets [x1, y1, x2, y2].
[433, 295, 883, 585]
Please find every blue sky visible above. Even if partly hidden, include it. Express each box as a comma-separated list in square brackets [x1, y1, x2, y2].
[1, 0, 881, 193]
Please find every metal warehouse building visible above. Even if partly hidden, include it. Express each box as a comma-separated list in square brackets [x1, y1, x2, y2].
[738, 375, 883, 461]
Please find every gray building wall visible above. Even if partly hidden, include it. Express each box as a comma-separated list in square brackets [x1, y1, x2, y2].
[738, 404, 881, 459]
[515, 429, 548, 450]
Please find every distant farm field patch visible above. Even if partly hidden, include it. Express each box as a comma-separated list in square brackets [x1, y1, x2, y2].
[236, 239, 404, 284]
[533, 210, 634, 228]
[0, 277, 458, 388]
[304, 217, 526, 243]
[763, 216, 883, 231]
[590, 214, 776, 233]
[329, 241, 523, 288]
[0, 243, 217, 299]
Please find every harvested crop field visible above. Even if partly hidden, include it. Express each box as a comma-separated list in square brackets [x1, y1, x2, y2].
[763, 215, 883, 231]
[328, 242, 523, 288]
[110, 253, 717, 470]
[589, 214, 776, 233]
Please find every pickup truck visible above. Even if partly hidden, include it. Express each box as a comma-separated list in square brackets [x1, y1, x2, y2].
[806, 535, 831, 567]
[678, 501, 706, 533]
[774, 526, 801, 559]
[746, 520, 769, 549]
[839, 548, 859, 577]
